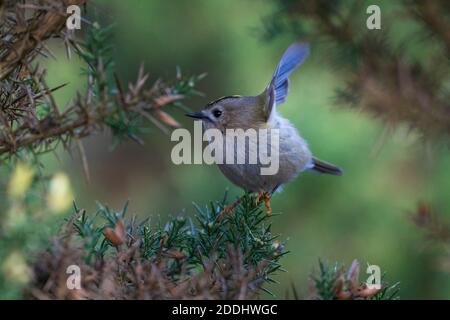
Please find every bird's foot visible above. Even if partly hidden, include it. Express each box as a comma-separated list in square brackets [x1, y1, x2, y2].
[222, 204, 235, 215]
[255, 191, 265, 205]
[219, 196, 244, 219]
[255, 191, 272, 215]
[263, 193, 272, 215]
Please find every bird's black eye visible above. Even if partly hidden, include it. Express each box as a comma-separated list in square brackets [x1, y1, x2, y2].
[212, 109, 222, 118]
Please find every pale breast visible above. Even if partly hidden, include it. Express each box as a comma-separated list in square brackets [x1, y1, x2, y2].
[216, 114, 312, 192]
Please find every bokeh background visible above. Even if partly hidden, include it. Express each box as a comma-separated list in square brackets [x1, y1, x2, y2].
[1, 0, 450, 299]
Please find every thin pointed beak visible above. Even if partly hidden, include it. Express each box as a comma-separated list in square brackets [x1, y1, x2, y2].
[185, 111, 208, 120]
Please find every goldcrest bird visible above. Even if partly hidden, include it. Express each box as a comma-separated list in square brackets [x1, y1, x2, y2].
[186, 43, 342, 213]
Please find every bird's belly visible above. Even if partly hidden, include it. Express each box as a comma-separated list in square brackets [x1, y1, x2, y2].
[216, 131, 311, 192]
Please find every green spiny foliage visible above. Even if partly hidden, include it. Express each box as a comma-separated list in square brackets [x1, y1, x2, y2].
[76, 23, 205, 146]
[310, 260, 400, 300]
[371, 280, 400, 300]
[311, 260, 341, 300]
[71, 193, 286, 291]
[79, 23, 116, 96]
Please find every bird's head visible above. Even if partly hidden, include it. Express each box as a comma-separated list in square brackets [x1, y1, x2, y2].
[186, 94, 271, 132]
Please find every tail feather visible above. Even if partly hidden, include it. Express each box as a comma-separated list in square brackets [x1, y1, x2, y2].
[311, 157, 343, 176]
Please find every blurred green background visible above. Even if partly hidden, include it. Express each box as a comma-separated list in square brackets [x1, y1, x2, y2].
[1, 0, 450, 299]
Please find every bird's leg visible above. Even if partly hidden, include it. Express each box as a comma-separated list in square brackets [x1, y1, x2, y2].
[255, 191, 272, 215]
[263, 193, 272, 215]
[255, 191, 265, 205]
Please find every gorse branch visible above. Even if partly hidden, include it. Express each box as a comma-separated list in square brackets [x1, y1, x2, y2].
[0, 0, 86, 80]
[29, 193, 401, 300]
[308, 260, 400, 300]
[0, 1, 204, 161]
[260, 0, 450, 140]
[29, 193, 287, 299]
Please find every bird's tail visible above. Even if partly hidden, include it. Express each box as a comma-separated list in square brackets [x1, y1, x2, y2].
[311, 157, 343, 176]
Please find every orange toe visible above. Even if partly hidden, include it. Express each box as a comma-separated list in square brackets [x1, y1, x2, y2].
[263, 193, 272, 215]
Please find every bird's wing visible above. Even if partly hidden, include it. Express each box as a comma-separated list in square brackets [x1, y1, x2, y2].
[271, 42, 309, 105]
[262, 43, 309, 119]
